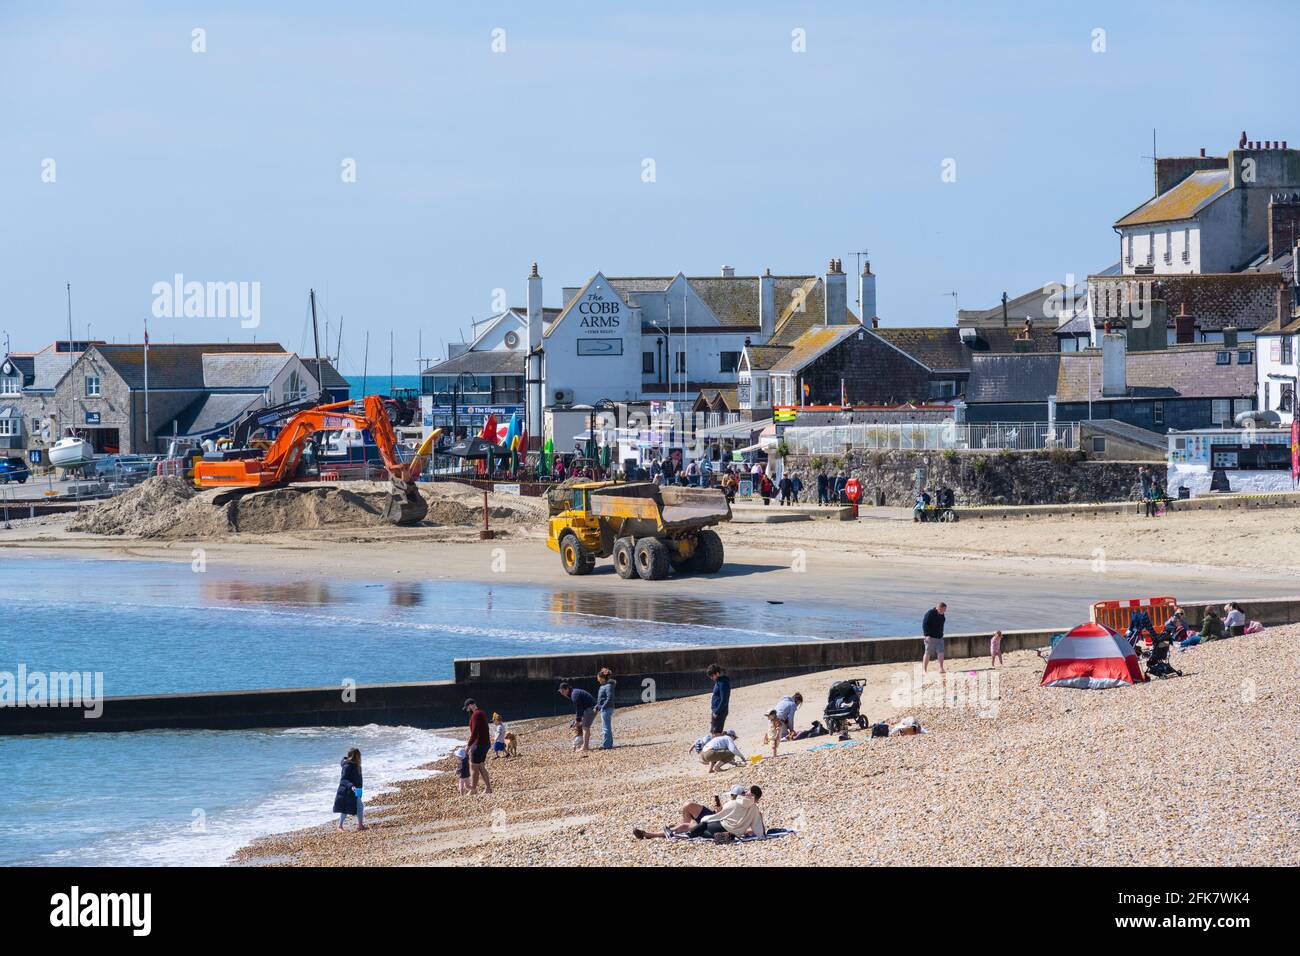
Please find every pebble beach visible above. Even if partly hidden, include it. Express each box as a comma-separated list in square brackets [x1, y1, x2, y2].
[234, 627, 1299, 867]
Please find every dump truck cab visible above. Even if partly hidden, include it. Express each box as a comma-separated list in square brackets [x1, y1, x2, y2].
[545, 480, 730, 580]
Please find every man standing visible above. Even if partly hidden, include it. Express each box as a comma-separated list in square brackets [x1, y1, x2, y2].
[922, 602, 947, 675]
[559, 682, 597, 753]
[817, 470, 829, 505]
[707, 663, 730, 734]
[463, 698, 493, 794]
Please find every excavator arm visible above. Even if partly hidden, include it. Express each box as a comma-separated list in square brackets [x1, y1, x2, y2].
[193, 395, 438, 525]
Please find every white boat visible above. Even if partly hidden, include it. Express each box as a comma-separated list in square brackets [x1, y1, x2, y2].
[49, 437, 94, 468]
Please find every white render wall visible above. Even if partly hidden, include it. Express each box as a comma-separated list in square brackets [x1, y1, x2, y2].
[1255, 331, 1298, 425]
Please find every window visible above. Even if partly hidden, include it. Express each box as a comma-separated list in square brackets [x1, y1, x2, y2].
[754, 376, 769, 405]
[1233, 398, 1253, 418]
[1124, 235, 1132, 266]
[85, 375, 101, 397]
[1211, 399, 1232, 426]
[0, 419, 17, 437]
[1153, 402, 1165, 426]
[1163, 230, 1172, 264]
[1182, 226, 1191, 264]
[642, 351, 655, 374]
[1092, 436, 1107, 454]
[675, 351, 686, 374]
[719, 351, 740, 373]
[1283, 336, 1294, 365]
[1146, 232, 1154, 265]
[1215, 351, 1231, 365]
[1264, 382, 1270, 410]
[1, 374, 20, 395]
[1279, 383, 1295, 413]
[1237, 350, 1252, 365]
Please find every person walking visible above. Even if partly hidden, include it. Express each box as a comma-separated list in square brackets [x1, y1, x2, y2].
[922, 602, 947, 675]
[596, 667, 616, 750]
[707, 663, 731, 734]
[989, 629, 1003, 668]
[834, 470, 848, 504]
[560, 682, 597, 753]
[778, 473, 793, 505]
[333, 747, 366, 831]
[463, 698, 493, 794]
[790, 472, 803, 503]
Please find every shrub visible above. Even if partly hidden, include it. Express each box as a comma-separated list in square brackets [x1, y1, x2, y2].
[942, 449, 958, 464]
[972, 457, 989, 475]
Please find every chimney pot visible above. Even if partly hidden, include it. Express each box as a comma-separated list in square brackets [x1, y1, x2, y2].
[1200, 147, 1206, 157]
[871, 316, 879, 329]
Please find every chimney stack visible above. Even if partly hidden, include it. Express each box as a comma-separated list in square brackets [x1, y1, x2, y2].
[526, 262, 544, 349]
[858, 260, 876, 324]
[1101, 332, 1127, 398]
[525, 263, 544, 451]
[758, 267, 776, 341]
[1174, 303, 1195, 344]
[720, 265, 735, 277]
[824, 257, 847, 326]
[1267, 192, 1300, 261]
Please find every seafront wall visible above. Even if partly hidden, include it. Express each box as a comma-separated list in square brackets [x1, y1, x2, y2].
[5, 595, 1299, 735]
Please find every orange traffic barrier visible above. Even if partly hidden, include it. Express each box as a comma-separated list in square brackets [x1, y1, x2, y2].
[1091, 596, 1177, 634]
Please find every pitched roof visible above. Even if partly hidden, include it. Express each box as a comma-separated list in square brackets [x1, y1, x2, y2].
[421, 348, 524, 378]
[743, 344, 791, 371]
[167, 392, 260, 438]
[1088, 272, 1285, 331]
[1056, 345, 1256, 402]
[1256, 314, 1300, 335]
[966, 353, 1063, 404]
[201, 352, 293, 389]
[607, 274, 821, 330]
[872, 324, 1060, 372]
[93, 343, 287, 389]
[1115, 169, 1231, 227]
[769, 324, 861, 373]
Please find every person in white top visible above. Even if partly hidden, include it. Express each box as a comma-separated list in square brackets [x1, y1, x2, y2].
[699, 730, 746, 772]
[633, 785, 766, 842]
[1223, 602, 1247, 635]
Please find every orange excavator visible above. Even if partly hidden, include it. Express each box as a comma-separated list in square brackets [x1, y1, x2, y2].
[193, 395, 438, 525]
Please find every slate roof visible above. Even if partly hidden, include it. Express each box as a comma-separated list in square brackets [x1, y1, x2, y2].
[607, 274, 825, 330]
[421, 348, 524, 378]
[1056, 345, 1257, 402]
[201, 353, 293, 389]
[1088, 272, 1285, 331]
[872, 324, 1060, 372]
[167, 393, 260, 438]
[966, 353, 1063, 404]
[94, 343, 287, 389]
[1115, 169, 1231, 227]
[743, 345, 792, 371]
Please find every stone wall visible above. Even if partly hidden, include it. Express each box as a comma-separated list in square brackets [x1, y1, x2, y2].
[785, 449, 1167, 506]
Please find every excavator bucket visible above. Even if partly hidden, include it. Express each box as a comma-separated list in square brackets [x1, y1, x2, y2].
[384, 477, 428, 525]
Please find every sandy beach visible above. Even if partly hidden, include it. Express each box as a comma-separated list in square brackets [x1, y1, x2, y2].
[234, 629, 1299, 866]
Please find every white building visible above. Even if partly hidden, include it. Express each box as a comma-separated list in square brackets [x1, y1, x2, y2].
[1255, 312, 1299, 427]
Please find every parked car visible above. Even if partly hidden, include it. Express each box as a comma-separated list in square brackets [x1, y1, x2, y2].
[0, 457, 31, 484]
[93, 455, 156, 478]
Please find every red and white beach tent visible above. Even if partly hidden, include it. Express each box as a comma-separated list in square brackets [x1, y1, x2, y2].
[1040, 622, 1147, 689]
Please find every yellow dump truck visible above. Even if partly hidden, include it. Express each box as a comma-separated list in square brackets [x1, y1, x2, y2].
[546, 481, 731, 579]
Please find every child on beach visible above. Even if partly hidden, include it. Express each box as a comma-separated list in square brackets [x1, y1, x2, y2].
[990, 630, 1003, 668]
[570, 719, 584, 753]
[455, 746, 470, 795]
[763, 710, 783, 757]
[492, 713, 508, 758]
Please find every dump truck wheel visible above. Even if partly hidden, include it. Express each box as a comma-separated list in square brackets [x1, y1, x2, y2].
[560, 533, 593, 576]
[634, 537, 670, 580]
[690, 529, 725, 574]
[613, 539, 637, 579]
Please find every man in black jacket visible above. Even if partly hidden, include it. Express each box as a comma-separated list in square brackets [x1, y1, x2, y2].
[922, 602, 947, 675]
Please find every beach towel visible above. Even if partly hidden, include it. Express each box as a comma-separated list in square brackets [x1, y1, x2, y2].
[1246, 621, 1264, 634]
[674, 827, 796, 843]
[808, 740, 866, 751]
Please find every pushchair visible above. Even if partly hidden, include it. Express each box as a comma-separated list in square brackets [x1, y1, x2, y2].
[823, 679, 870, 734]
[1145, 638, 1183, 679]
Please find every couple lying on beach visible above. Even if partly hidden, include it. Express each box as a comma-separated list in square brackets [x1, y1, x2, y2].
[632, 784, 766, 843]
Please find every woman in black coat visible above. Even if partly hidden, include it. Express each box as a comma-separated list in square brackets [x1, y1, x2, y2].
[333, 748, 366, 831]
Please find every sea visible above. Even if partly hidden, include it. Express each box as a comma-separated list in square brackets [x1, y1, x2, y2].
[1, 556, 896, 866]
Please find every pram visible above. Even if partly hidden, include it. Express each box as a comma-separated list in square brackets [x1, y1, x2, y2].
[823, 679, 870, 734]
[1145, 638, 1183, 679]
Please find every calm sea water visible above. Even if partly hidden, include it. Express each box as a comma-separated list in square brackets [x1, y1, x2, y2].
[2, 557, 895, 865]
[345, 374, 421, 396]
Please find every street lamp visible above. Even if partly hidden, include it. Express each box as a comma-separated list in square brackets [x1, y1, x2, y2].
[589, 397, 617, 479]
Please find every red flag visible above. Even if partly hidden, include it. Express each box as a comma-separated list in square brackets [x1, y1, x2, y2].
[1290, 415, 1298, 484]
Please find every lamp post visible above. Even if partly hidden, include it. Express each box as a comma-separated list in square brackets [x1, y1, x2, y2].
[589, 397, 617, 479]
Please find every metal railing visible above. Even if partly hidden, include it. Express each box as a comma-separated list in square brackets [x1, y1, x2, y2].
[783, 421, 1079, 455]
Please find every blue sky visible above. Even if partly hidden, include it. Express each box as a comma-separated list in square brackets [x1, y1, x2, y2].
[2, 1, 1296, 374]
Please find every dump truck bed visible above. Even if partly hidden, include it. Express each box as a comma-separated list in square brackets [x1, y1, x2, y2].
[588, 483, 730, 532]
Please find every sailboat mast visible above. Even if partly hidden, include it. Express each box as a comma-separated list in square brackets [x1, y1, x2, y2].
[309, 289, 324, 398]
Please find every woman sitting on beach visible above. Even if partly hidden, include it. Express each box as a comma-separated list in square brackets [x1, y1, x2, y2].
[333, 748, 366, 832]
[632, 785, 765, 843]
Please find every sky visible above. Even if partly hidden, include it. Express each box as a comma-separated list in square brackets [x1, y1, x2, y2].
[2, 1, 1297, 376]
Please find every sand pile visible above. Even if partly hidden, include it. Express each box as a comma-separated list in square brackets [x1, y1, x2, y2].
[68, 476, 199, 537]
[70, 477, 548, 539]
